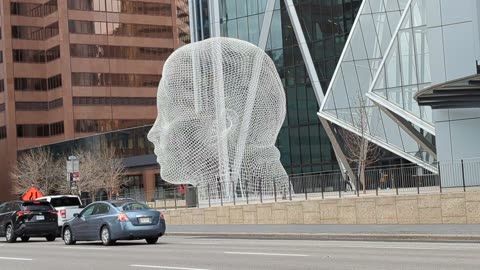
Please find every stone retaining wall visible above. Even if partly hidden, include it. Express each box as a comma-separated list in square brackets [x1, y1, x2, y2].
[162, 191, 480, 225]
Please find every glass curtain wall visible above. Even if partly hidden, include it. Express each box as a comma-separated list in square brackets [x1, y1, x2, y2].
[218, 0, 361, 174]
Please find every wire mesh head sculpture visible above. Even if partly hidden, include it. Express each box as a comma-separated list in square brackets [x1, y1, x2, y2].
[147, 37, 288, 201]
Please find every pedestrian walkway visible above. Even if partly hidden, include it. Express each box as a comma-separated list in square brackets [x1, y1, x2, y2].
[167, 224, 480, 242]
[169, 224, 480, 235]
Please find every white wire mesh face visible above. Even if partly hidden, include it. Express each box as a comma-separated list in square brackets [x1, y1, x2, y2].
[147, 37, 289, 201]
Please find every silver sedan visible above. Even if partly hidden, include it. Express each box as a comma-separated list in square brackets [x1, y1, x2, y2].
[62, 199, 166, 246]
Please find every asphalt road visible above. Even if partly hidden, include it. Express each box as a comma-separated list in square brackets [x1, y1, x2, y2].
[0, 236, 479, 270]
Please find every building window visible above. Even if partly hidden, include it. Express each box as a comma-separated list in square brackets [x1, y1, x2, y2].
[16, 102, 48, 111]
[124, 175, 143, 189]
[71, 73, 160, 87]
[0, 126, 6, 140]
[67, 0, 172, 16]
[17, 121, 64, 138]
[13, 46, 60, 63]
[0, 80, 4, 92]
[16, 98, 63, 111]
[12, 22, 59, 40]
[0, 103, 5, 112]
[68, 20, 173, 39]
[70, 44, 173, 60]
[74, 119, 154, 133]
[0, 51, 3, 63]
[47, 74, 62, 89]
[11, 0, 57, 17]
[15, 74, 62, 91]
[72, 97, 156, 106]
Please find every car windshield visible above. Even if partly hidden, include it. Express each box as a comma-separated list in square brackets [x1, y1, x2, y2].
[50, 197, 81, 207]
[23, 202, 53, 212]
[115, 202, 151, 211]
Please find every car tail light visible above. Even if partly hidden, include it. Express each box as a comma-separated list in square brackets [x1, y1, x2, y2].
[60, 209, 66, 218]
[117, 213, 129, 222]
[49, 210, 58, 215]
[160, 213, 165, 220]
[17, 210, 31, 217]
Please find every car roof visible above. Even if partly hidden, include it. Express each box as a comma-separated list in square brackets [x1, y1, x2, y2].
[1, 200, 50, 205]
[37, 195, 79, 199]
[107, 199, 137, 206]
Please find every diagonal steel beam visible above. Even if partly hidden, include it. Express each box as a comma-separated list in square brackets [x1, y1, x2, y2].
[375, 102, 437, 159]
[258, 0, 277, 50]
[208, 0, 221, 37]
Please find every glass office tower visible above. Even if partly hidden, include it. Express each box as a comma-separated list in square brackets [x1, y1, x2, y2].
[191, 0, 362, 174]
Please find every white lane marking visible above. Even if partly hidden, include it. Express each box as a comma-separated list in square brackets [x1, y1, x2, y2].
[326, 245, 480, 251]
[63, 247, 110, 251]
[0, 256, 33, 261]
[224, 251, 309, 257]
[176, 242, 219, 245]
[130, 265, 210, 270]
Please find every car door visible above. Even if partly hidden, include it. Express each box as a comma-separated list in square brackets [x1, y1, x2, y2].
[74, 203, 96, 240]
[0, 203, 14, 234]
[84, 203, 110, 240]
[0, 203, 7, 236]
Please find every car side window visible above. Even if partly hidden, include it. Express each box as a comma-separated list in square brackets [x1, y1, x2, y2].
[92, 203, 110, 215]
[0, 203, 5, 214]
[12, 203, 21, 212]
[81, 204, 96, 217]
[4, 203, 12, 212]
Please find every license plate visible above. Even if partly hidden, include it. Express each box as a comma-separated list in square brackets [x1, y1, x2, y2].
[36, 215, 45, 221]
[138, 217, 151, 224]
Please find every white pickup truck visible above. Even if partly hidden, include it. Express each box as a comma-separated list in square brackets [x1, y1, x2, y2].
[36, 195, 84, 235]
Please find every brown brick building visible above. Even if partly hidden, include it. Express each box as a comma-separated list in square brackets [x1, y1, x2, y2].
[0, 0, 189, 201]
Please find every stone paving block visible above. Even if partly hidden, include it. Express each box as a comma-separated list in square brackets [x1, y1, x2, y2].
[356, 201, 376, 224]
[441, 197, 466, 217]
[337, 206, 356, 224]
[396, 199, 419, 224]
[418, 208, 442, 224]
[376, 204, 397, 224]
[418, 194, 441, 208]
[466, 202, 480, 224]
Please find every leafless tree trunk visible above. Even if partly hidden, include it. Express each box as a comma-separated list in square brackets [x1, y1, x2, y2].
[70, 143, 129, 200]
[11, 148, 63, 196]
[98, 145, 129, 200]
[340, 91, 382, 193]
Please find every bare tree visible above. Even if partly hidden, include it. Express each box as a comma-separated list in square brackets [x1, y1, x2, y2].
[68, 143, 128, 200]
[98, 145, 129, 200]
[340, 91, 382, 193]
[11, 148, 63, 196]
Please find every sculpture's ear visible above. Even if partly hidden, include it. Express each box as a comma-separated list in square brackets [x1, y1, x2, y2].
[225, 109, 239, 132]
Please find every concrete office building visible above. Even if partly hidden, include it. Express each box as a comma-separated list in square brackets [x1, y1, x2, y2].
[0, 0, 189, 200]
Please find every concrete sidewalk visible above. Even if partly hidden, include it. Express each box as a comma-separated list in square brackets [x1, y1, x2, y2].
[167, 224, 480, 242]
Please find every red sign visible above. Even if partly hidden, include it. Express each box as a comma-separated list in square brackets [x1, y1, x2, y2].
[22, 187, 44, 201]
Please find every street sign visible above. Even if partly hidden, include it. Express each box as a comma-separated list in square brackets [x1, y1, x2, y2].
[66, 157, 80, 183]
[72, 171, 80, 181]
[22, 187, 44, 201]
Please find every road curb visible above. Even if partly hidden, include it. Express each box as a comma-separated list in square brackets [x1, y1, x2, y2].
[166, 232, 480, 242]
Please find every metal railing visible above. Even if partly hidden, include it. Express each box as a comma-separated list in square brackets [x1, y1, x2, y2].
[84, 159, 480, 209]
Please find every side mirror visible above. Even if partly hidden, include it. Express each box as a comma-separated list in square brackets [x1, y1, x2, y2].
[73, 213, 80, 218]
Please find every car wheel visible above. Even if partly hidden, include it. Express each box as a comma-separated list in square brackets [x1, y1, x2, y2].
[46, 235, 56, 242]
[21, 236, 30, 242]
[145, 236, 159, 244]
[63, 227, 76, 245]
[5, 224, 16, 243]
[100, 226, 115, 246]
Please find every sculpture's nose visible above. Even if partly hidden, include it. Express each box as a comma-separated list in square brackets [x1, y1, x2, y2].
[147, 119, 160, 144]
